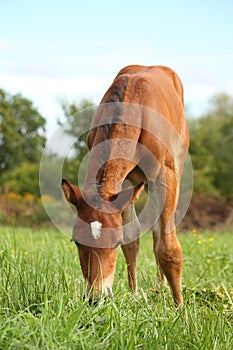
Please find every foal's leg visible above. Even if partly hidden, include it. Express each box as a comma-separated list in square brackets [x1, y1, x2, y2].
[156, 167, 183, 307]
[152, 223, 167, 285]
[121, 204, 140, 293]
[121, 240, 140, 293]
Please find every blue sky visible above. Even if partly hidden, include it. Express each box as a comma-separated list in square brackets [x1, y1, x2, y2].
[1, 0, 233, 134]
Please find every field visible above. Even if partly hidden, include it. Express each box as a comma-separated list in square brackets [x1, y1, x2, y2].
[0, 227, 232, 350]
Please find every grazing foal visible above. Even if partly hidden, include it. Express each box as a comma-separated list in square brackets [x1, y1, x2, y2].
[62, 65, 189, 307]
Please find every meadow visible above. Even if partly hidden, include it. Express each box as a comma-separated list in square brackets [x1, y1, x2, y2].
[0, 226, 232, 350]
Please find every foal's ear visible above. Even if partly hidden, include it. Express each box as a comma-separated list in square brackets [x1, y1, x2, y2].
[112, 182, 145, 212]
[62, 178, 83, 209]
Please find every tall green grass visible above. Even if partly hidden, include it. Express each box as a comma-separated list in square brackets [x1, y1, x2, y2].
[0, 227, 232, 349]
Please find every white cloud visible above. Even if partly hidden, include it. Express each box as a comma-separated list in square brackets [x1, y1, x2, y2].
[0, 72, 110, 135]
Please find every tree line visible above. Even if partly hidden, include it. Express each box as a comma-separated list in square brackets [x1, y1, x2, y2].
[0, 87, 232, 222]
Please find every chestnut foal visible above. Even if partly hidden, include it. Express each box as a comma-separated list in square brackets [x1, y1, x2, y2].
[62, 65, 189, 307]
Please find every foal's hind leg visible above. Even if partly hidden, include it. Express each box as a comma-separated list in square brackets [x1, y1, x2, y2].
[156, 167, 183, 307]
[152, 223, 167, 285]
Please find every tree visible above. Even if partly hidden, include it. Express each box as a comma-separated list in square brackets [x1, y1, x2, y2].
[188, 93, 233, 197]
[1, 162, 40, 196]
[0, 89, 46, 170]
[0, 88, 46, 191]
[60, 99, 96, 184]
[211, 94, 233, 196]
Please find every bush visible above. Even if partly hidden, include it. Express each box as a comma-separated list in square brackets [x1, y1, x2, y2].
[0, 192, 49, 226]
[0, 191, 75, 228]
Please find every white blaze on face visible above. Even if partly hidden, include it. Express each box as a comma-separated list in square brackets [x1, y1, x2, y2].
[90, 221, 102, 239]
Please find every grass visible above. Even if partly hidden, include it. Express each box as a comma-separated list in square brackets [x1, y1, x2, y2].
[0, 227, 232, 349]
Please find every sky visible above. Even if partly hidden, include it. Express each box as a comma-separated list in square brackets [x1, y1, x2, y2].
[1, 0, 233, 136]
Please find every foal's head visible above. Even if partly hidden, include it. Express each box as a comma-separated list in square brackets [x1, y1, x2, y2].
[62, 179, 144, 300]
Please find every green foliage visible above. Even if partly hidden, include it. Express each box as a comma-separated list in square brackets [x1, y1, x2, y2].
[60, 99, 96, 184]
[39, 152, 66, 200]
[188, 93, 233, 197]
[0, 191, 73, 227]
[0, 227, 232, 349]
[60, 98, 95, 155]
[0, 89, 46, 170]
[0, 88, 46, 194]
[1, 162, 40, 196]
[0, 192, 46, 226]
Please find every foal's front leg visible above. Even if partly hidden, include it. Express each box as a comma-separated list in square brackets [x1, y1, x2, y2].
[121, 204, 141, 293]
[152, 224, 167, 285]
[121, 239, 140, 292]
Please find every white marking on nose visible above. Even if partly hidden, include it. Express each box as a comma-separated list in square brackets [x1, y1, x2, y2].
[90, 221, 102, 239]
